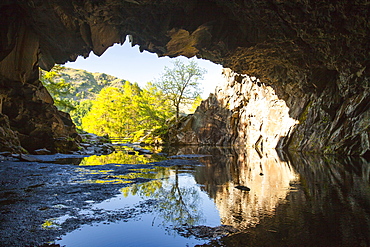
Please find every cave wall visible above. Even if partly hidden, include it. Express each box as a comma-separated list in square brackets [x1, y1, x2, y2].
[0, 0, 369, 154]
[170, 69, 298, 152]
[172, 67, 370, 156]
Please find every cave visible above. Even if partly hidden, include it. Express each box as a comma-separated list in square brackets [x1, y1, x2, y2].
[0, 0, 369, 156]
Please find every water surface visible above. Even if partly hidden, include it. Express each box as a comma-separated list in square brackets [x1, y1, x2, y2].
[49, 146, 370, 246]
[1, 145, 370, 246]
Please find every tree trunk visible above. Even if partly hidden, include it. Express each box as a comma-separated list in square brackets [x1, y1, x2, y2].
[176, 104, 179, 121]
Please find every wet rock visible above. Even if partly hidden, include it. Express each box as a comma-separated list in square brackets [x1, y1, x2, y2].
[175, 224, 238, 239]
[12, 154, 42, 162]
[75, 132, 115, 156]
[133, 147, 153, 155]
[79, 143, 91, 147]
[34, 148, 52, 155]
[235, 185, 250, 191]
[0, 151, 11, 156]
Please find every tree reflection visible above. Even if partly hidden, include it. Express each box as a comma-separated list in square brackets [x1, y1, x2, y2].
[79, 147, 165, 166]
[121, 166, 204, 227]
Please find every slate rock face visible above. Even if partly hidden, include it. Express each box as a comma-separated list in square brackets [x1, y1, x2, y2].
[0, 0, 369, 155]
[169, 69, 298, 152]
[0, 113, 24, 153]
[171, 68, 370, 156]
[0, 76, 79, 153]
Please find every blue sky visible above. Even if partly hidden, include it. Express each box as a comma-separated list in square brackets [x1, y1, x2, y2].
[65, 40, 224, 98]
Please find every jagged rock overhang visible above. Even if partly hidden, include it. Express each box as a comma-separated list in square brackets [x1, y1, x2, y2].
[1, 1, 369, 83]
[0, 0, 370, 155]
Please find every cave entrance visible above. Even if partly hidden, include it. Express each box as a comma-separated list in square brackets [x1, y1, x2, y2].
[44, 38, 224, 143]
[66, 40, 224, 99]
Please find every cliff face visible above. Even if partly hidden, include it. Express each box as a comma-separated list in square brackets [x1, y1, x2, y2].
[0, 76, 80, 153]
[0, 0, 369, 154]
[172, 67, 370, 156]
[170, 69, 298, 152]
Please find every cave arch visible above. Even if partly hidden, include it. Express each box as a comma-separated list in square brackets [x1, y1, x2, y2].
[0, 0, 369, 155]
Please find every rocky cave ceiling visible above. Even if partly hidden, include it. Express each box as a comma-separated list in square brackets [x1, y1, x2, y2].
[1, 0, 369, 85]
[0, 0, 369, 155]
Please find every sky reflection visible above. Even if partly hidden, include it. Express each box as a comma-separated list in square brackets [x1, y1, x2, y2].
[57, 146, 299, 246]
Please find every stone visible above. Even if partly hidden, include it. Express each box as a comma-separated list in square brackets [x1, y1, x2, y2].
[12, 154, 42, 162]
[0, 151, 11, 156]
[0, 112, 25, 154]
[235, 186, 251, 191]
[0, 1, 369, 155]
[170, 67, 370, 156]
[34, 148, 52, 155]
[169, 69, 298, 150]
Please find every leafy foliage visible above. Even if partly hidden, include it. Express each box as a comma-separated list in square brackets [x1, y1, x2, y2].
[153, 59, 206, 119]
[40, 65, 128, 128]
[40, 65, 76, 112]
[189, 95, 203, 113]
[81, 82, 174, 141]
[41, 61, 206, 142]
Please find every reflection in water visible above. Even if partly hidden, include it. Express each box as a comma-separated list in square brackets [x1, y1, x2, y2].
[194, 148, 298, 229]
[71, 147, 167, 184]
[54, 146, 370, 246]
[201, 151, 370, 247]
[80, 145, 165, 166]
[121, 169, 205, 227]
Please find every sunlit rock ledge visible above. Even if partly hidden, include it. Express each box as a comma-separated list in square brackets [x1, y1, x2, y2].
[169, 69, 299, 151]
[170, 64, 370, 156]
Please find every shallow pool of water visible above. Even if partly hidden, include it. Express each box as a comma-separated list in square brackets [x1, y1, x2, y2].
[1, 145, 370, 246]
[57, 173, 221, 247]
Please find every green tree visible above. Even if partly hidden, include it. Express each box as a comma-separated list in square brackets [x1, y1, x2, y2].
[154, 59, 206, 120]
[39, 65, 75, 112]
[189, 95, 203, 113]
[82, 86, 135, 137]
[136, 82, 174, 129]
[81, 82, 173, 140]
[69, 100, 93, 127]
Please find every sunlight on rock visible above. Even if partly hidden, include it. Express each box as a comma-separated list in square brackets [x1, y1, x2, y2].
[170, 69, 299, 148]
[42, 215, 71, 230]
[82, 179, 133, 184]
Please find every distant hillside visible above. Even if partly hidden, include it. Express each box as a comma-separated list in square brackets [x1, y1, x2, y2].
[56, 67, 127, 101]
[40, 66, 129, 127]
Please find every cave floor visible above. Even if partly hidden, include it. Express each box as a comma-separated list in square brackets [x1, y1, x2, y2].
[1, 146, 370, 247]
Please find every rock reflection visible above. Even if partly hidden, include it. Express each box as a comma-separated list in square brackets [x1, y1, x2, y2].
[172, 146, 298, 229]
[202, 153, 370, 246]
